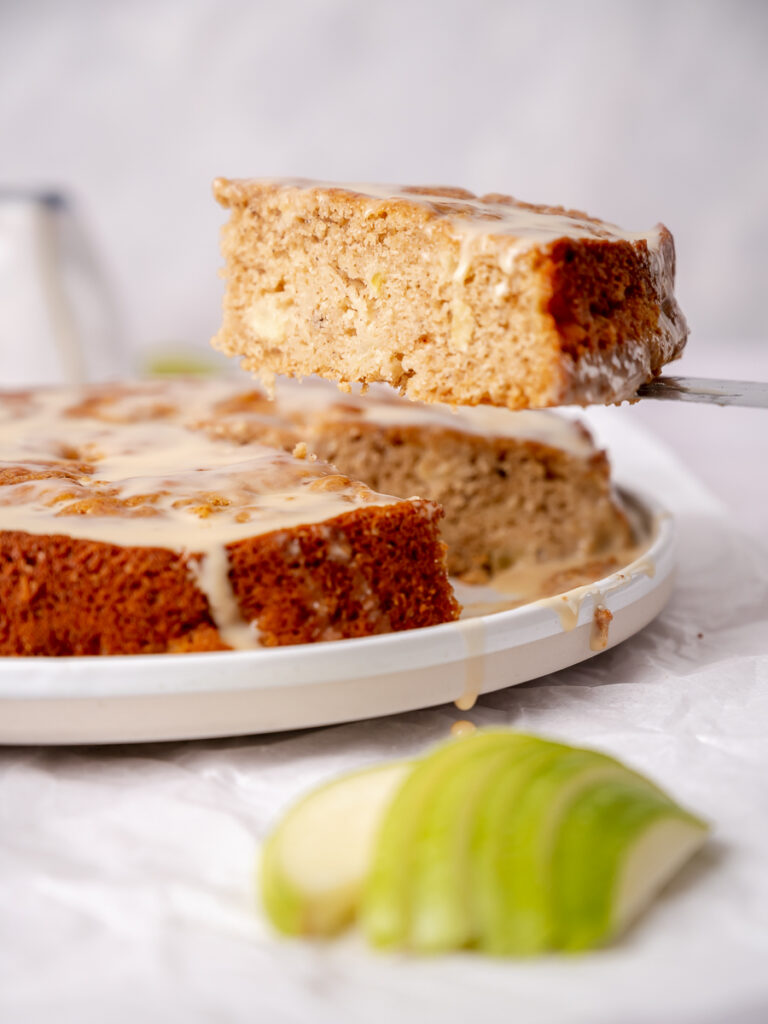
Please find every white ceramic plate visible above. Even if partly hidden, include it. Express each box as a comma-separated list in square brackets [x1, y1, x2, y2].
[0, 489, 673, 745]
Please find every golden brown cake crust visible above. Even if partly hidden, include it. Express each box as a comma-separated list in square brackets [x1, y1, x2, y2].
[212, 178, 688, 409]
[228, 501, 456, 646]
[0, 531, 226, 656]
[0, 502, 456, 655]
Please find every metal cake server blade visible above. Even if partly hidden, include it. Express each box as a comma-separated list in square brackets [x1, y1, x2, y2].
[635, 376, 768, 408]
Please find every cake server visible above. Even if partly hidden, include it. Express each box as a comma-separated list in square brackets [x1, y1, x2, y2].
[635, 376, 768, 408]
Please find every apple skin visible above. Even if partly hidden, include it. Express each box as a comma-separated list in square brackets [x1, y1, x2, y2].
[261, 761, 410, 937]
[261, 826, 304, 936]
[478, 748, 665, 955]
[361, 731, 542, 949]
[469, 741, 569, 953]
[550, 778, 708, 952]
[406, 735, 549, 951]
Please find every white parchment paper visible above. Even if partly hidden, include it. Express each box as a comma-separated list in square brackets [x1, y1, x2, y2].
[1, 407, 767, 1024]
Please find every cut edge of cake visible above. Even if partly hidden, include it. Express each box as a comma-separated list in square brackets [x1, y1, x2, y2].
[195, 376, 636, 583]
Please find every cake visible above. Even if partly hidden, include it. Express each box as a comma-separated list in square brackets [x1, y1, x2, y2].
[0, 382, 459, 656]
[212, 178, 688, 410]
[197, 377, 635, 582]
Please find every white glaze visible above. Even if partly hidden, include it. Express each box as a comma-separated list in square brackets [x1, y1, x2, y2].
[454, 616, 486, 711]
[230, 177, 661, 253]
[187, 546, 260, 651]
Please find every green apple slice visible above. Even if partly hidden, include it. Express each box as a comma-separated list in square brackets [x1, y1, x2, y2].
[551, 777, 709, 951]
[480, 746, 666, 955]
[361, 731, 540, 949]
[261, 729, 709, 956]
[260, 760, 410, 936]
[406, 735, 549, 951]
[470, 740, 572, 952]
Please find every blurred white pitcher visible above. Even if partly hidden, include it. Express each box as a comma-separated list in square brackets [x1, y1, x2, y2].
[0, 191, 129, 387]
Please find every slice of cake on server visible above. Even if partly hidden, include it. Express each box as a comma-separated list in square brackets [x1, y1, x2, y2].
[212, 178, 688, 410]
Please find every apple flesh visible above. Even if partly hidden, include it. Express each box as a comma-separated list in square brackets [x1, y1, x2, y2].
[260, 760, 410, 936]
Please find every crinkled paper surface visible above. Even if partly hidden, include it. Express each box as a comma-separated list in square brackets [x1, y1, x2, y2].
[1, 407, 767, 1024]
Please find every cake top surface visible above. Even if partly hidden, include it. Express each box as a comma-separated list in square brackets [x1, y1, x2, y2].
[0, 381, 399, 551]
[269, 379, 596, 457]
[179, 375, 597, 456]
[214, 177, 664, 259]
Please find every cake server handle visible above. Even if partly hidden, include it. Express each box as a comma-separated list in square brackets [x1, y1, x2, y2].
[635, 376, 768, 408]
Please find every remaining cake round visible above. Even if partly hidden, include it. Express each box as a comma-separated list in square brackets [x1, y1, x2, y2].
[0, 382, 459, 655]
[212, 178, 688, 410]
[196, 377, 635, 582]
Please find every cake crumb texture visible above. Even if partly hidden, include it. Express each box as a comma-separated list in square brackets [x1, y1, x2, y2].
[199, 377, 635, 581]
[212, 178, 688, 409]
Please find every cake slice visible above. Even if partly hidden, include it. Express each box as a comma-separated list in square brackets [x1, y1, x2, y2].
[196, 377, 635, 582]
[212, 178, 688, 410]
[0, 382, 459, 656]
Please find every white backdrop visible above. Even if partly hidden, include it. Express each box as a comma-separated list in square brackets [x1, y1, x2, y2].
[1, 0, 766, 361]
